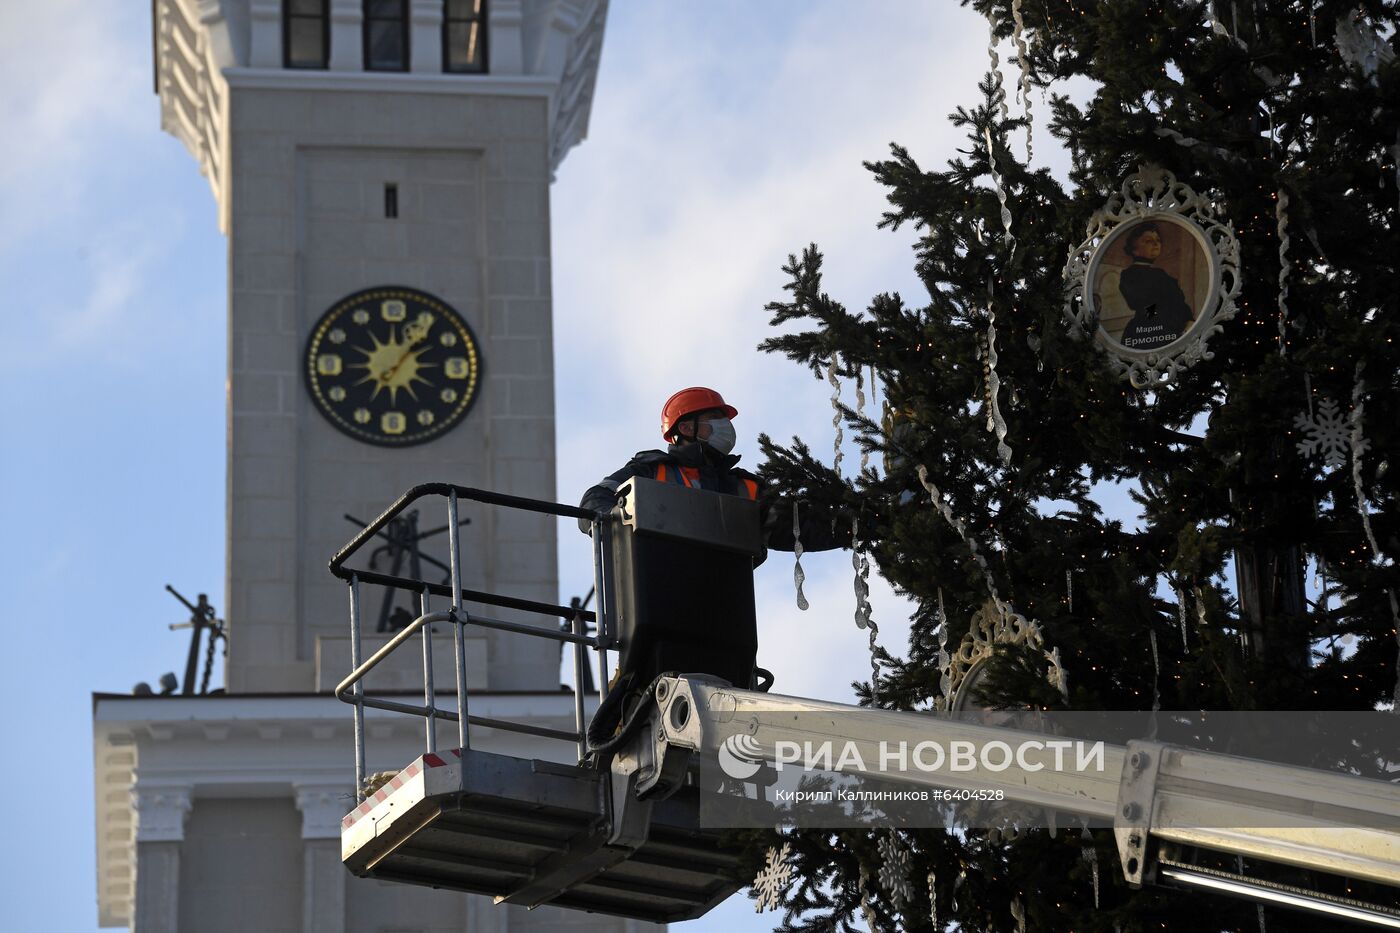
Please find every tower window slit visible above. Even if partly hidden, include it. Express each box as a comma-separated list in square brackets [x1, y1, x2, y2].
[385, 183, 399, 219]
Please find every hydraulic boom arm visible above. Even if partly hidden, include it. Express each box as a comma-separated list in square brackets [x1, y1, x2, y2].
[628, 675, 1400, 928]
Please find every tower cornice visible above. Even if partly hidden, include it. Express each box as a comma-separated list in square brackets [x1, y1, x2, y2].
[222, 68, 556, 96]
[154, 0, 608, 230]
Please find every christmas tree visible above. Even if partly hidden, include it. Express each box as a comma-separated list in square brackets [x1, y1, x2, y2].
[752, 2, 1398, 930]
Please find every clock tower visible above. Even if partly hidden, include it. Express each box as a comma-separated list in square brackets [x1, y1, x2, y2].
[155, 0, 606, 693]
[92, 3, 628, 931]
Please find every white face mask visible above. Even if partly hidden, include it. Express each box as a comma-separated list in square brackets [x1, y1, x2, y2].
[702, 418, 736, 455]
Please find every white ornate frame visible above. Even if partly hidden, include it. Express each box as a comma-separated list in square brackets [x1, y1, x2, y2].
[1064, 166, 1241, 388]
[938, 600, 1067, 712]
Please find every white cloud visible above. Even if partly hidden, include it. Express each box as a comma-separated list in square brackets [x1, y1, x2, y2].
[0, 1, 151, 247]
[0, 5, 210, 373]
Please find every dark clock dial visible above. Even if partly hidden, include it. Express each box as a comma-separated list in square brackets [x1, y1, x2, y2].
[304, 286, 482, 447]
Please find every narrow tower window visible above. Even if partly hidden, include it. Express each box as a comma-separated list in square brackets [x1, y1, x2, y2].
[364, 0, 410, 72]
[384, 183, 399, 219]
[443, 0, 488, 74]
[285, 0, 330, 69]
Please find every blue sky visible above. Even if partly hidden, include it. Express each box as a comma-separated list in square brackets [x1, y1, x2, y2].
[0, 2, 1047, 928]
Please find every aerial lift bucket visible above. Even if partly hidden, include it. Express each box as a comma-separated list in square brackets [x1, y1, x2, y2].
[331, 480, 763, 922]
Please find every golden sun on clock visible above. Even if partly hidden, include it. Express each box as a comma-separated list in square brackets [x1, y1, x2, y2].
[304, 287, 482, 446]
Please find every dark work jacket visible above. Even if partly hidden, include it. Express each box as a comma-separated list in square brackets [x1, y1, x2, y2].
[578, 442, 848, 561]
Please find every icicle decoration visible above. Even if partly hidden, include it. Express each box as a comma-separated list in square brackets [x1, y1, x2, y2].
[852, 515, 880, 704]
[876, 833, 913, 913]
[1350, 367, 1382, 560]
[1011, 0, 1033, 162]
[916, 465, 1000, 604]
[986, 13, 1010, 122]
[1050, 645, 1069, 700]
[1011, 897, 1027, 933]
[1155, 127, 1250, 166]
[1392, 132, 1400, 218]
[1349, 366, 1400, 708]
[1066, 570, 1074, 614]
[828, 354, 844, 477]
[855, 366, 870, 475]
[1276, 187, 1291, 355]
[1176, 581, 1189, 651]
[1209, 1, 1249, 51]
[936, 590, 953, 702]
[868, 365, 881, 478]
[1081, 827, 1100, 908]
[984, 301, 1013, 466]
[984, 127, 1016, 257]
[792, 501, 809, 611]
[859, 865, 880, 933]
[852, 517, 870, 630]
[1314, 555, 1327, 616]
[1259, 904, 1268, 933]
[1303, 222, 1332, 267]
[983, 15, 1016, 255]
[1026, 331, 1044, 372]
[927, 871, 937, 930]
[1149, 629, 1162, 712]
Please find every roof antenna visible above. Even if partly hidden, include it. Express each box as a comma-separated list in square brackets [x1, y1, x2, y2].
[166, 585, 226, 695]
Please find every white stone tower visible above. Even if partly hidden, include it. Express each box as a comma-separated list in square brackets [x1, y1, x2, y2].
[91, 3, 643, 931]
[158, 0, 606, 694]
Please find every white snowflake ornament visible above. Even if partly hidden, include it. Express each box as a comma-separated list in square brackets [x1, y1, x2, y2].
[1295, 396, 1368, 469]
[752, 842, 792, 913]
[876, 833, 914, 912]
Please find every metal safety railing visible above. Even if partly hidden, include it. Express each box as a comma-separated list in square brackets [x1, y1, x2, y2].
[329, 483, 615, 802]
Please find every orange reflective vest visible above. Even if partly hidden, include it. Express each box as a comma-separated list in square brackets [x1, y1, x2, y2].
[655, 463, 758, 500]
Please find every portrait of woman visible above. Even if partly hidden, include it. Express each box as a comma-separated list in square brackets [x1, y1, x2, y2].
[1092, 215, 1211, 352]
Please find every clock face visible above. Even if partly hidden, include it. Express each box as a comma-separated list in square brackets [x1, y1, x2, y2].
[304, 286, 482, 446]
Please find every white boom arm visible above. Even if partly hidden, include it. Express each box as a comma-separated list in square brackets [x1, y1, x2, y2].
[627, 675, 1400, 928]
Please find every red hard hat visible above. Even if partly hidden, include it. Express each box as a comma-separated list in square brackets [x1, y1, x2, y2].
[661, 387, 738, 440]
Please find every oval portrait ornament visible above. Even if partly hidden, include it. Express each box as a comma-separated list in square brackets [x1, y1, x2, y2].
[1064, 167, 1240, 387]
[304, 286, 482, 447]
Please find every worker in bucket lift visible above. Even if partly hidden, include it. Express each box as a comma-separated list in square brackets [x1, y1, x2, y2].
[579, 386, 847, 557]
[578, 387, 847, 751]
